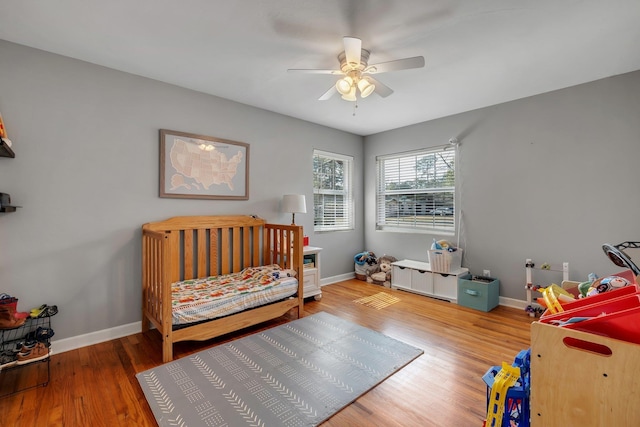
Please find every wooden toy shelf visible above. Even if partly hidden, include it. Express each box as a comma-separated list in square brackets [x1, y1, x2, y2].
[531, 321, 640, 426]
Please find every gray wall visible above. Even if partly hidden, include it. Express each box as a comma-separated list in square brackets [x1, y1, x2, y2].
[364, 70, 640, 300]
[0, 40, 363, 341]
[2, 38, 639, 344]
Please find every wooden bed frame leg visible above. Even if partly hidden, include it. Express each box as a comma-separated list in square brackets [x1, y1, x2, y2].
[141, 313, 150, 333]
[163, 334, 173, 363]
[297, 299, 304, 319]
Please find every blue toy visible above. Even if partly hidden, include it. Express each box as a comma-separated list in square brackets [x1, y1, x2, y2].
[354, 251, 377, 266]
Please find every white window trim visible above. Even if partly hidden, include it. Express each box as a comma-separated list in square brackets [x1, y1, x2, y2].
[313, 149, 354, 232]
[376, 146, 456, 234]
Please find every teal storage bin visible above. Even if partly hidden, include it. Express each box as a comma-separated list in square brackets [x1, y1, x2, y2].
[458, 274, 500, 312]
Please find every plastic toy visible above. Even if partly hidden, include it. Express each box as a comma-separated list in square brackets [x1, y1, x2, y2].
[354, 251, 376, 266]
[538, 284, 575, 314]
[584, 275, 631, 297]
[603, 243, 640, 276]
[483, 349, 531, 427]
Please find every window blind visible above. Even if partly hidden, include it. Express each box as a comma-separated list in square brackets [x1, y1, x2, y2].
[313, 150, 354, 232]
[376, 147, 455, 232]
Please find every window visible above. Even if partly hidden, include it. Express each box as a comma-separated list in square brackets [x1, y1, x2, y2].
[313, 150, 354, 231]
[376, 147, 455, 233]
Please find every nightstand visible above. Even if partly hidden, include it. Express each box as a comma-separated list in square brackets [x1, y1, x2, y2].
[303, 246, 322, 300]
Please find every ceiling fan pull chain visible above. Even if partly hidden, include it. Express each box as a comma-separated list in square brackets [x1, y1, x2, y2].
[353, 101, 358, 116]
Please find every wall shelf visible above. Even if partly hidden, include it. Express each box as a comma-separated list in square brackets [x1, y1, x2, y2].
[0, 206, 17, 213]
[0, 138, 15, 158]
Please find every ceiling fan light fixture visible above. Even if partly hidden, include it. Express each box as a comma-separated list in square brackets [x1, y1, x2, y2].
[288, 36, 425, 103]
[357, 78, 375, 98]
[335, 76, 353, 95]
[341, 85, 357, 102]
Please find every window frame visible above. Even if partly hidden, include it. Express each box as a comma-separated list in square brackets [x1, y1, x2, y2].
[376, 146, 456, 234]
[313, 149, 354, 232]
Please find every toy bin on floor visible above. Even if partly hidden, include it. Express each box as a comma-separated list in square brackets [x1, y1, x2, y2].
[458, 274, 500, 312]
[531, 322, 640, 427]
[539, 270, 638, 318]
[428, 248, 462, 273]
[539, 293, 640, 345]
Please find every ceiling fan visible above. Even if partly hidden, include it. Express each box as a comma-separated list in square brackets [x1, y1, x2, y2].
[288, 36, 425, 102]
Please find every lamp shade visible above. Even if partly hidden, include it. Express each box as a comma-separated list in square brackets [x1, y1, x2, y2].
[335, 76, 354, 95]
[282, 194, 307, 214]
[358, 78, 375, 98]
[341, 85, 357, 101]
[282, 194, 306, 225]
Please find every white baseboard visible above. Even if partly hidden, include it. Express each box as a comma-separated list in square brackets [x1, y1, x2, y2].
[322, 274, 530, 311]
[321, 272, 356, 286]
[498, 296, 529, 310]
[51, 321, 142, 355]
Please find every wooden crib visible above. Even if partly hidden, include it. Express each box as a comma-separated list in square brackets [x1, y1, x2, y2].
[141, 215, 304, 362]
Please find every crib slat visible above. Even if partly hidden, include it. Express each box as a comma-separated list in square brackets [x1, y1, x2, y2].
[264, 228, 271, 265]
[243, 226, 250, 268]
[210, 228, 219, 277]
[250, 226, 258, 266]
[284, 230, 291, 269]
[278, 229, 285, 268]
[154, 238, 160, 317]
[184, 230, 194, 280]
[197, 228, 206, 278]
[221, 228, 230, 275]
[233, 227, 241, 272]
[168, 231, 180, 283]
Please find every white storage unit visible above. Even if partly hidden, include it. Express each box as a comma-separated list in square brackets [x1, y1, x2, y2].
[303, 246, 322, 300]
[391, 259, 468, 302]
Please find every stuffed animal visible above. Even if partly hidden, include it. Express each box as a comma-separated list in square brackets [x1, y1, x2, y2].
[369, 255, 398, 287]
[275, 269, 297, 278]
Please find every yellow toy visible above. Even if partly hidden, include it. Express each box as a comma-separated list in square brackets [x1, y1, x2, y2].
[539, 284, 575, 314]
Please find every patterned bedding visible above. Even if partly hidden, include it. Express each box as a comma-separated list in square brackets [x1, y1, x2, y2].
[171, 264, 298, 326]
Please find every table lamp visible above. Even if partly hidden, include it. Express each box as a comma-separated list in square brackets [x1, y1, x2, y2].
[282, 194, 306, 225]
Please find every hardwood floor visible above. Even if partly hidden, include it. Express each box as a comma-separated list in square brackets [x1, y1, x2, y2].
[0, 280, 533, 426]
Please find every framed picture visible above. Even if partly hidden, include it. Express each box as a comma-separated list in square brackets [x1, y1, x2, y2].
[160, 129, 249, 200]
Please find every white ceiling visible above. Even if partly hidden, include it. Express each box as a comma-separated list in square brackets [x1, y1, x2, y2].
[1, 0, 639, 136]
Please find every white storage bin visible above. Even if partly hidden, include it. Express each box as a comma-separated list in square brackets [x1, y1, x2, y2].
[427, 249, 463, 273]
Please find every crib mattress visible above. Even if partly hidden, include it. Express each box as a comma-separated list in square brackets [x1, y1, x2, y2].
[171, 264, 298, 326]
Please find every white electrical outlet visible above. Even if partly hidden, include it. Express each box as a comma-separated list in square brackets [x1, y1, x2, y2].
[483, 269, 491, 277]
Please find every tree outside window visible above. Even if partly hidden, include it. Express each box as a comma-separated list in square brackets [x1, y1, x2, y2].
[313, 150, 354, 232]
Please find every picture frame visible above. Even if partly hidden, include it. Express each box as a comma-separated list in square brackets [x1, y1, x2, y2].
[160, 129, 249, 200]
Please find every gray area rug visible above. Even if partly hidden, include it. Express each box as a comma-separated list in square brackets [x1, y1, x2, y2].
[137, 311, 423, 426]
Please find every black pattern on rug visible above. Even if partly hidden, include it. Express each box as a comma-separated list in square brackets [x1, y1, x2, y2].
[137, 311, 423, 427]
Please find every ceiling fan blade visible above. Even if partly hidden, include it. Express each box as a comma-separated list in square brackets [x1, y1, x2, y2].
[343, 36, 362, 68]
[318, 85, 337, 101]
[288, 68, 343, 75]
[368, 77, 394, 98]
[365, 56, 425, 74]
